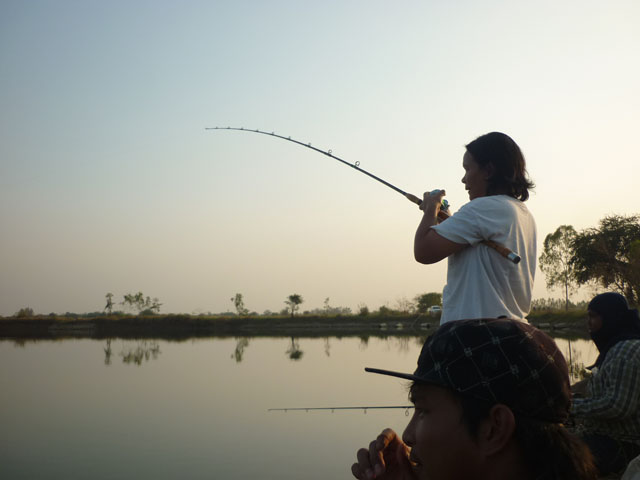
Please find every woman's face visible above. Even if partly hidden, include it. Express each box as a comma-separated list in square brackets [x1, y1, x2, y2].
[461, 151, 490, 200]
[587, 309, 603, 333]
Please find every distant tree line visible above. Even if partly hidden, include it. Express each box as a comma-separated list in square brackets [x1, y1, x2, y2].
[8, 291, 445, 319]
[226, 292, 442, 318]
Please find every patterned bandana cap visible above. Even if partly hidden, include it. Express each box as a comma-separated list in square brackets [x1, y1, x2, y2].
[366, 318, 571, 423]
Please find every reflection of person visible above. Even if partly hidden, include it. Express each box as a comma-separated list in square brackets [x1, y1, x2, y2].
[413, 132, 536, 324]
[571, 292, 640, 476]
[351, 318, 597, 480]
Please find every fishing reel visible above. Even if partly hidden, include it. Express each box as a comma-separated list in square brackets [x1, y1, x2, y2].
[429, 189, 451, 219]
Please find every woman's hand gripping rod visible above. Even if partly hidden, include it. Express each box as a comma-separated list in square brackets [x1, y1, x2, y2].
[206, 127, 520, 264]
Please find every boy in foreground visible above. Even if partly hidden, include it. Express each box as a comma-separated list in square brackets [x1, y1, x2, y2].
[351, 318, 597, 480]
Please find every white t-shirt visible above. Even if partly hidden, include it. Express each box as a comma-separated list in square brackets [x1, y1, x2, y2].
[431, 195, 536, 324]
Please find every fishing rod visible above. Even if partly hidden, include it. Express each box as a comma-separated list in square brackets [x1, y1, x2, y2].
[206, 126, 520, 264]
[268, 406, 413, 414]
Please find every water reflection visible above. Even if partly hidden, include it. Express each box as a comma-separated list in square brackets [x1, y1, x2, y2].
[553, 337, 597, 383]
[286, 337, 304, 360]
[104, 339, 113, 365]
[565, 339, 590, 381]
[231, 338, 250, 363]
[92, 333, 595, 379]
[1, 333, 601, 480]
[121, 341, 161, 365]
[396, 337, 410, 353]
[102, 340, 161, 366]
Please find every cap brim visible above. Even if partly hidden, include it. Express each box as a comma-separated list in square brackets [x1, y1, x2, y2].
[365, 367, 420, 382]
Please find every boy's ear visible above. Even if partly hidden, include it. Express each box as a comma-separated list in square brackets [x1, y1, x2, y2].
[476, 404, 517, 456]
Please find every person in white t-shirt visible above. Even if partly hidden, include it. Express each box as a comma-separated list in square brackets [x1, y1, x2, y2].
[413, 132, 536, 324]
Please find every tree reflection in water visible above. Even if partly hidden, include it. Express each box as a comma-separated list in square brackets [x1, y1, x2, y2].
[286, 337, 303, 361]
[104, 339, 113, 365]
[98, 335, 585, 372]
[102, 340, 161, 366]
[231, 338, 250, 363]
[565, 339, 588, 382]
[396, 337, 410, 353]
[120, 341, 161, 365]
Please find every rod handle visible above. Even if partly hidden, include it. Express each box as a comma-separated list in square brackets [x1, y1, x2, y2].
[404, 193, 422, 206]
[483, 240, 521, 264]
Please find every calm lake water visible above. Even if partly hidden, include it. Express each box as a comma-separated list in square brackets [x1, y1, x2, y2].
[0, 334, 597, 479]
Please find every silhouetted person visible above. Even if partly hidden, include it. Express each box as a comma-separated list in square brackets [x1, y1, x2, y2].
[414, 133, 535, 324]
[571, 292, 640, 476]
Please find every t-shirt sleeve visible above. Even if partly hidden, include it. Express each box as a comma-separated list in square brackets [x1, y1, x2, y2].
[432, 197, 507, 246]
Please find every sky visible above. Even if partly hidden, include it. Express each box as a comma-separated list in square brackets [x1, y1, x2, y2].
[1, 0, 639, 316]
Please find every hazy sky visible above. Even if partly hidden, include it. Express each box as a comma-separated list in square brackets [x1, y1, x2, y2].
[1, 0, 639, 316]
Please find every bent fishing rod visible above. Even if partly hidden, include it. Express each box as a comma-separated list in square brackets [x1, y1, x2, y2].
[206, 126, 520, 264]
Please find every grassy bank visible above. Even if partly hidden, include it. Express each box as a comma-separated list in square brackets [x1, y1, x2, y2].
[0, 309, 589, 340]
[0, 313, 439, 340]
[527, 309, 590, 338]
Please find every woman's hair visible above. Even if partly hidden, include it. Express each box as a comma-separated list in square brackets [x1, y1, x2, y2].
[456, 394, 598, 480]
[465, 132, 534, 201]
